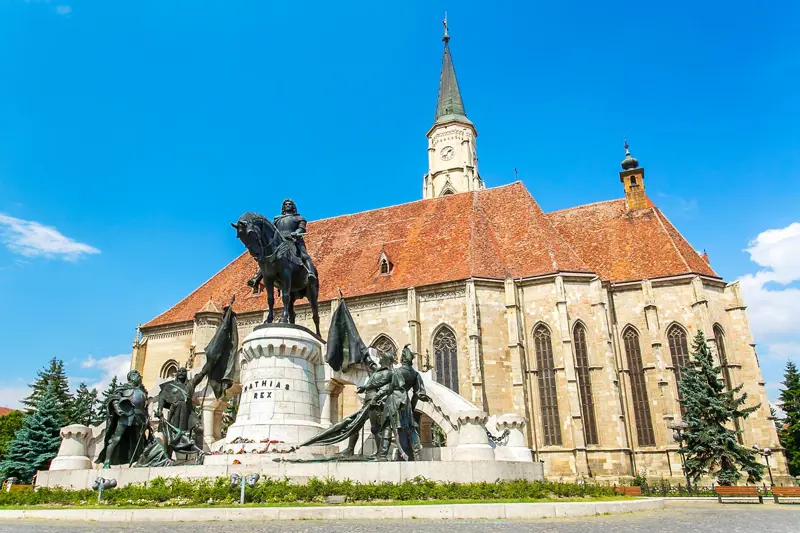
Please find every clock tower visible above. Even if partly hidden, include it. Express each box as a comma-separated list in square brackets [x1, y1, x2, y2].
[423, 19, 483, 199]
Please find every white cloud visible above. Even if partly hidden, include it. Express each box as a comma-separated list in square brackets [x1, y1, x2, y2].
[80, 354, 131, 392]
[55, 5, 71, 16]
[0, 213, 100, 261]
[0, 385, 29, 410]
[762, 341, 800, 362]
[737, 222, 800, 341]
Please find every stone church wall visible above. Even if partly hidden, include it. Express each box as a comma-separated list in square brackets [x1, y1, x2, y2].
[134, 274, 788, 481]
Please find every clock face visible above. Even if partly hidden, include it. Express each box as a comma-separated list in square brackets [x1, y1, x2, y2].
[440, 145, 455, 161]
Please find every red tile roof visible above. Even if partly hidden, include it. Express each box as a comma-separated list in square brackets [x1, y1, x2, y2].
[144, 182, 589, 327]
[547, 198, 718, 283]
[0, 407, 16, 416]
[144, 183, 717, 328]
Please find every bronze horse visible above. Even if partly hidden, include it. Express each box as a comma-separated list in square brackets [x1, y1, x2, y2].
[231, 212, 321, 336]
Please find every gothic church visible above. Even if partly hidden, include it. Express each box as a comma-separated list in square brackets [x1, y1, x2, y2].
[130, 28, 788, 481]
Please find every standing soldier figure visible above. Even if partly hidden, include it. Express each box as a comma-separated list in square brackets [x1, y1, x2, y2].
[397, 345, 430, 460]
[96, 370, 149, 468]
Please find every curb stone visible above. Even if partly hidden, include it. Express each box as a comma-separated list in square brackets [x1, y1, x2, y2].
[0, 499, 665, 522]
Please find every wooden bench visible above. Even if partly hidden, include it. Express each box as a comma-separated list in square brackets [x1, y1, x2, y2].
[614, 486, 643, 496]
[5, 485, 33, 492]
[772, 486, 800, 504]
[715, 485, 762, 503]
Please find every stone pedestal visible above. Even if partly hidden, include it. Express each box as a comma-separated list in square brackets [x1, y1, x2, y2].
[50, 424, 92, 471]
[493, 414, 533, 462]
[452, 410, 495, 461]
[224, 323, 325, 446]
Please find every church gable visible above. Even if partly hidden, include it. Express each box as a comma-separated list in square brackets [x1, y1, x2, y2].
[547, 198, 718, 282]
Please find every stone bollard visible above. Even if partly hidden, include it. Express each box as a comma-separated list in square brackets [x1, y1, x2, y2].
[493, 414, 533, 462]
[452, 410, 495, 461]
[50, 424, 92, 471]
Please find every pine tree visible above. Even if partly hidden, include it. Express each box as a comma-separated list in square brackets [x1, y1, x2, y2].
[678, 331, 764, 485]
[0, 384, 66, 483]
[21, 357, 73, 422]
[778, 360, 800, 476]
[70, 383, 100, 427]
[99, 376, 119, 422]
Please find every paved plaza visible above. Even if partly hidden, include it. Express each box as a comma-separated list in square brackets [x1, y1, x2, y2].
[0, 503, 797, 533]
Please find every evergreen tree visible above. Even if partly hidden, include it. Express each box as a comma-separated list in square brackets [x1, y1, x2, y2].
[778, 361, 800, 476]
[678, 331, 764, 485]
[0, 384, 66, 483]
[771, 406, 783, 435]
[0, 411, 24, 461]
[99, 376, 119, 422]
[70, 383, 100, 427]
[21, 357, 73, 421]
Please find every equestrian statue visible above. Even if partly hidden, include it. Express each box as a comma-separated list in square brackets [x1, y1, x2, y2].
[232, 199, 321, 336]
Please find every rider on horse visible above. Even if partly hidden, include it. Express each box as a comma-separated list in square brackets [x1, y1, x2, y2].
[273, 199, 316, 281]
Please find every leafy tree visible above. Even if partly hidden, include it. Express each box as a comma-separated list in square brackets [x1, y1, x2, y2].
[778, 361, 800, 476]
[99, 376, 119, 422]
[21, 357, 73, 422]
[70, 383, 100, 427]
[0, 384, 66, 483]
[0, 411, 24, 460]
[678, 331, 764, 485]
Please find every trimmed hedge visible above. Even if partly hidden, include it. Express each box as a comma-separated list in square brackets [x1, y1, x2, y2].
[0, 477, 618, 507]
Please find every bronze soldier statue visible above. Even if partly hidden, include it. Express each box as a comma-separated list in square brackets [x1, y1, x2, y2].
[96, 370, 149, 468]
[273, 198, 316, 281]
[154, 367, 205, 457]
[397, 345, 430, 460]
[154, 295, 238, 458]
[357, 351, 415, 461]
[341, 353, 382, 458]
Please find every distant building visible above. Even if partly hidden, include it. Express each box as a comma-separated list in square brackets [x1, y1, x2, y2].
[131, 27, 788, 481]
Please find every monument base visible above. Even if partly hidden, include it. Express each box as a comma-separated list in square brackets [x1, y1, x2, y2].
[35, 459, 543, 490]
[225, 323, 326, 447]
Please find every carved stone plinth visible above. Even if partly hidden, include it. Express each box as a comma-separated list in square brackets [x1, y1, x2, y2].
[50, 424, 92, 471]
[224, 323, 326, 446]
[493, 414, 533, 462]
[452, 410, 494, 461]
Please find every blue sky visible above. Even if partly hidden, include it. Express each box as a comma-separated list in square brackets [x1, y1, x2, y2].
[0, 2, 798, 412]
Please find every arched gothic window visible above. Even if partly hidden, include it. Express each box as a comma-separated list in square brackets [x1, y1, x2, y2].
[573, 323, 598, 445]
[667, 324, 690, 403]
[371, 334, 398, 362]
[714, 325, 733, 391]
[160, 359, 179, 379]
[533, 324, 562, 446]
[433, 326, 459, 393]
[714, 325, 743, 443]
[623, 327, 655, 446]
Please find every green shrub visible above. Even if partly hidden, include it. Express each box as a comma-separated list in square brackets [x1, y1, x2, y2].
[0, 476, 620, 507]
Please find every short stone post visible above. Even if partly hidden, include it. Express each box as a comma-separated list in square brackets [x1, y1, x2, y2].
[493, 414, 533, 462]
[49, 424, 92, 471]
[201, 395, 227, 449]
[452, 410, 494, 461]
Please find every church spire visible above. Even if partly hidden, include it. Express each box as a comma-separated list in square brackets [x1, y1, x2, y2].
[423, 15, 482, 200]
[434, 14, 471, 126]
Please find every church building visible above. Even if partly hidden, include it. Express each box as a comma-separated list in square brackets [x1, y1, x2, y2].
[130, 27, 788, 481]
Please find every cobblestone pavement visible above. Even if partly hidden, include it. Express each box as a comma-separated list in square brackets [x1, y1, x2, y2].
[0, 502, 797, 533]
